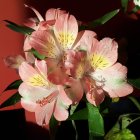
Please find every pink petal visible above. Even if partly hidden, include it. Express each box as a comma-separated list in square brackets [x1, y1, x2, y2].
[68, 51, 87, 79]
[35, 59, 47, 77]
[92, 63, 133, 98]
[73, 30, 97, 50]
[19, 61, 38, 82]
[57, 85, 72, 105]
[45, 8, 66, 21]
[54, 14, 78, 50]
[21, 98, 37, 112]
[64, 50, 75, 67]
[104, 83, 133, 98]
[53, 98, 69, 121]
[35, 100, 55, 125]
[29, 30, 60, 58]
[89, 37, 118, 70]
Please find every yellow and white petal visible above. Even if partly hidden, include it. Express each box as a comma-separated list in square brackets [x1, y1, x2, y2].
[90, 63, 133, 98]
[54, 14, 78, 50]
[19, 83, 57, 103]
[89, 38, 118, 70]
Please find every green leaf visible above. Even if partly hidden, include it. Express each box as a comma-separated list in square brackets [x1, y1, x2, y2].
[30, 48, 46, 60]
[79, 9, 119, 30]
[68, 107, 88, 120]
[70, 104, 79, 116]
[0, 92, 21, 108]
[86, 103, 104, 138]
[121, 0, 129, 12]
[128, 78, 140, 89]
[49, 115, 58, 140]
[4, 20, 34, 35]
[89, 9, 119, 28]
[3, 80, 22, 92]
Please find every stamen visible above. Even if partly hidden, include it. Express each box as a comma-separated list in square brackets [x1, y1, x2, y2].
[89, 54, 110, 70]
[36, 92, 57, 107]
[28, 74, 52, 88]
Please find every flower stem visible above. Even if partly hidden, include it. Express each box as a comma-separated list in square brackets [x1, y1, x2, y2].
[128, 96, 140, 111]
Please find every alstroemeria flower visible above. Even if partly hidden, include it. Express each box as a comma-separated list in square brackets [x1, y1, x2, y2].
[89, 63, 133, 98]
[24, 5, 66, 31]
[28, 13, 96, 84]
[18, 60, 72, 125]
[23, 6, 66, 53]
[68, 37, 133, 105]
[86, 37, 133, 105]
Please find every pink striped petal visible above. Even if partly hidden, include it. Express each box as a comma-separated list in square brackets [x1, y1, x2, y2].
[73, 30, 97, 50]
[35, 100, 55, 125]
[54, 14, 78, 50]
[89, 37, 118, 70]
[19, 62, 38, 82]
[35, 59, 47, 77]
[29, 30, 60, 58]
[53, 98, 69, 121]
[45, 8, 66, 21]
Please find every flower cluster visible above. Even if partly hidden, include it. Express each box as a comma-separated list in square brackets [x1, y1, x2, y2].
[5, 6, 133, 126]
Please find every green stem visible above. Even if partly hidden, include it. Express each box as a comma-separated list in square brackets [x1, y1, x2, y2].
[127, 116, 140, 127]
[128, 96, 140, 111]
[72, 120, 78, 140]
[70, 104, 79, 140]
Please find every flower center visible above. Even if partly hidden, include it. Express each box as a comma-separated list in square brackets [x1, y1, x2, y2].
[89, 54, 110, 70]
[28, 74, 52, 88]
[57, 32, 75, 49]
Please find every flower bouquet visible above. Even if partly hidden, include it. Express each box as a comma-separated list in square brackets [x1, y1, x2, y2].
[1, 1, 140, 140]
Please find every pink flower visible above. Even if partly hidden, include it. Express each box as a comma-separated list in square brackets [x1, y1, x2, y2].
[18, 60, 72, 126]
[28, 13, 96, 84]
[23, 6, 66, 53]
[68, 37, 133, 106]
